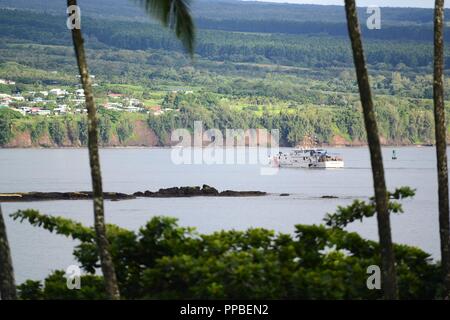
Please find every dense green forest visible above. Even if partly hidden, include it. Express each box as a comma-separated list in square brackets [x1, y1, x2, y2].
[0, 2, 449, 146]
[11, 208, 443, 299]
[0, 0, 446, 25]
[1, 9, 449, 69]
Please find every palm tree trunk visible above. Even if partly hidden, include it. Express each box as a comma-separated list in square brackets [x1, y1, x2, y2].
[67, 0, 120, 300]
[0, 205, 17, 300]
[344, 0, 398, 299]
[433, 0, 450, 299]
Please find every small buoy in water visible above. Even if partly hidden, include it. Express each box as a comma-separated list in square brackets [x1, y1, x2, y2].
[392, 150, 397, 160]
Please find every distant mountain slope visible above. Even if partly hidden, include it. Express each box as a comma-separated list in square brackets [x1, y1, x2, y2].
[0, 0, 440, 24]
[1, 8, 445, 69]
[0, 3, 447, 45]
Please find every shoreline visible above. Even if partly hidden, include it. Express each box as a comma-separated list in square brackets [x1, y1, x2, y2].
[0, 144, 435, 150]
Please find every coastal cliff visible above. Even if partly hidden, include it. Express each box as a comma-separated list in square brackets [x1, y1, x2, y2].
[0, 111, 435, 148]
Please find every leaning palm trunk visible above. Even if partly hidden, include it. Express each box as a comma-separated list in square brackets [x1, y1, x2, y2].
[67, 0, 120, 299]
[344, 0, 398, 299]
[433, 0, 450, 299]
[0, 205, 17, 300]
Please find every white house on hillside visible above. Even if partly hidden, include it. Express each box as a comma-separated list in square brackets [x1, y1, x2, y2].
[49, 88, 68, 96]
[75, 89, 85, 98]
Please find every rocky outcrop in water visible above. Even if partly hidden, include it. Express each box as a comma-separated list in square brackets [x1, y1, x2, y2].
[0, 191, 133, 202]
[0, 185, 267, 202]
[134, 185, 266, 197]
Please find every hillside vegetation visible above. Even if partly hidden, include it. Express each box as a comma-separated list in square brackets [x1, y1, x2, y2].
[0, 1, 449, 147]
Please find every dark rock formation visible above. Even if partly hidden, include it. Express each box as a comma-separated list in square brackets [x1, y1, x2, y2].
[0, 192, 134, 202]
[0, 185, 267, 202]
[219, 190, 266, 197]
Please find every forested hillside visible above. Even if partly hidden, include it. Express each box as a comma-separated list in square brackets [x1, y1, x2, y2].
[0, 0, 444, 24]
[0, 1, 448, 147]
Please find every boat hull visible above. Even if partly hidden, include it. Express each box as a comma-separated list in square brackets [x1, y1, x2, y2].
[309, 161, 344, 168]
[279, 160, 344, 168]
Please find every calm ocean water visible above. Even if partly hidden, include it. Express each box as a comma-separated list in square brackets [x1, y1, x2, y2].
[0, 147, 443, 283]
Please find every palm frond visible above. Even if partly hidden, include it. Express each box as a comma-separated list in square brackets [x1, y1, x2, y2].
[135, 0, 196, 56]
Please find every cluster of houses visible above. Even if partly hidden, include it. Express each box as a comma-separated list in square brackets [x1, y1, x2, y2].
[0, 79, 16, 85]
[0, 89, 170, 117]
[0, 78, 188, 117]
[0, 88, 87, 116]
[99, 93, 178, 115]
[103, 93, 145, 113]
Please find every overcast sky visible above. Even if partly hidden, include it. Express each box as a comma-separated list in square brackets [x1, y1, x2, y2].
[250, 0, 450, 8]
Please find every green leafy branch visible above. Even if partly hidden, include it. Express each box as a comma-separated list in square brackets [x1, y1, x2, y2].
[324, 186, 416, 228]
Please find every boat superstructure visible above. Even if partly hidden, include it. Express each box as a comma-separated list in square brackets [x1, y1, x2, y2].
[271, 148, 344, 168]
